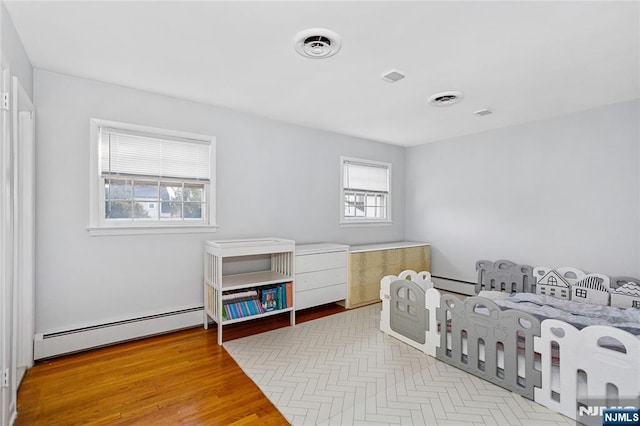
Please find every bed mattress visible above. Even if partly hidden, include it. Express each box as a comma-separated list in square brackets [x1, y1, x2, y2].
[478, 291, 640, 335]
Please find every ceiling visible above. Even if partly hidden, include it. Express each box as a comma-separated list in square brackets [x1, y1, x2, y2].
[5, 1, 639, 147]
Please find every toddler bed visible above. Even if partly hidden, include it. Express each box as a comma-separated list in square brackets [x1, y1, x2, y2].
[380, 261, 640, 421]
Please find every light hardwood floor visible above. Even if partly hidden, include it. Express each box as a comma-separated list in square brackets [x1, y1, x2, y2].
[16, 304, 345, 425]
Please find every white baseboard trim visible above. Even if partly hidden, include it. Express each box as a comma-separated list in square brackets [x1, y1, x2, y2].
[34, 307, 203, 360]
[432, 276, 476, 296]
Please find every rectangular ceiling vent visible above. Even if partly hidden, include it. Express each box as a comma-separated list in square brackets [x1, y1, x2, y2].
[382, 70, 405, 83]
[474, 108, 493, 116]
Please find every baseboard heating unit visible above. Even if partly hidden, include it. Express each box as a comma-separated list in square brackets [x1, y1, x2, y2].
[34, 307, 203, 360]
[431, 276, 476, 295]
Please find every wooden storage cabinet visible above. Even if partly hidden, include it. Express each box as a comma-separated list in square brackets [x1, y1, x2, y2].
[348, 242, 430, 308]
[295, 244, 349, 310]
[204, 238, 295, 344]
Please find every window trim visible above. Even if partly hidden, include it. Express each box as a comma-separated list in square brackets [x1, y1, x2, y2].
[88, 118, 217, 236]
[339, 156, 392, 226]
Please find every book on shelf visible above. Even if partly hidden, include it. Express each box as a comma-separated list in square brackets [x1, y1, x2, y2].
[244, 300, 254, 316]
[286, 282, 293, 308]
[230, 302, 239, 319]
[261, 287, 278, 312]
[276, 285, 282, 310]
[222, 289, 263, 320]
[222, 289, 258, 301]
[223, 283, 292, 319]
[259, 282, 293, 312]
[238, 301, 247, 317]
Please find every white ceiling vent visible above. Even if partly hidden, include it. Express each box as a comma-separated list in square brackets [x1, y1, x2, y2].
[428, 91, 464, 107]
[382, 70, 405, 83]
[474, 108, 493, 116]
[294, 28, 342, 59]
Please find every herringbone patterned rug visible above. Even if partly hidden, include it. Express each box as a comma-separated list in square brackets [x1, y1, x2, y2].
[224, 304, 573, 425]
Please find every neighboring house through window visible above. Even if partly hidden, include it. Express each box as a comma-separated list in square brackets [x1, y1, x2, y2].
[341, 157, 391, 224]
[89, 119, 216, 235]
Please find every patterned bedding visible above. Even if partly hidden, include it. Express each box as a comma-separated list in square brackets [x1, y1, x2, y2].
[479, 291, 640, 336]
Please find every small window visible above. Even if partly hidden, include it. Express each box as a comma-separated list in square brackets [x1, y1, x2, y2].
[632, 300, 640, 308]
[575, 288, 587, 298]
[89, 119, 216, 234]
[548, 276, 557, 286]
[341, 157, 391, 224]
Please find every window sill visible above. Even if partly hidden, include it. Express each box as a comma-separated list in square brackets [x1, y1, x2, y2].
[339, 221, 393, 228]
[87, 224, 219, 236]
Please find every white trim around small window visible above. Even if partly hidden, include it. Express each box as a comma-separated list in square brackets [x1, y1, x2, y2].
[340, 156, 392, 226]
[88, 118, 217, 236]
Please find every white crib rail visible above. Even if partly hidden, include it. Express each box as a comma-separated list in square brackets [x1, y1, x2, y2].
[534, 319, 640, 420]
[381, 273, 640, 420]
[380, 271, 434, 354]
[424, 288, 441, 357]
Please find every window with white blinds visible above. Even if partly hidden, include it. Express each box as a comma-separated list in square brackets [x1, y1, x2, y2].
[341, 157, 391, 224]
[89, 119, 216, 233]
[99, 128, 210, 182]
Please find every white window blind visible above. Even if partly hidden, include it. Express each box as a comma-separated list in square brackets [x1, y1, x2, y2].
[89, 118, 217, 234]
[343, 161, 389, 193]
[99, 127, 210, 182]
[341, 157, 391, 224]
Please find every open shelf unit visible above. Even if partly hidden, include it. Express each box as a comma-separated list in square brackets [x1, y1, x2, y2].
[204, 238, 295, 345]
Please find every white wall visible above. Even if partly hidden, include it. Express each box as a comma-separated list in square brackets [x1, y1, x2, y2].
[1, 2, 31, 97]
[406, 100, 640, 283]
[33, 69, 405, 334]
[31, 64, 640, 340]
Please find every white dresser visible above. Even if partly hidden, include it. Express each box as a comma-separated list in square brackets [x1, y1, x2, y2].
[295, 243, 349, 310]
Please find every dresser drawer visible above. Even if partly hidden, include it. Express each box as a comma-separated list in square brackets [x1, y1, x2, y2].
[296, 267, 347, 292]
[296, 251, 347, 274]
[296, 284, 346, 311]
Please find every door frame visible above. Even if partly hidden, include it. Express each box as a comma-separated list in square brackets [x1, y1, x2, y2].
[12, 75, 35, 385]
[0, 55, 16, 426]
